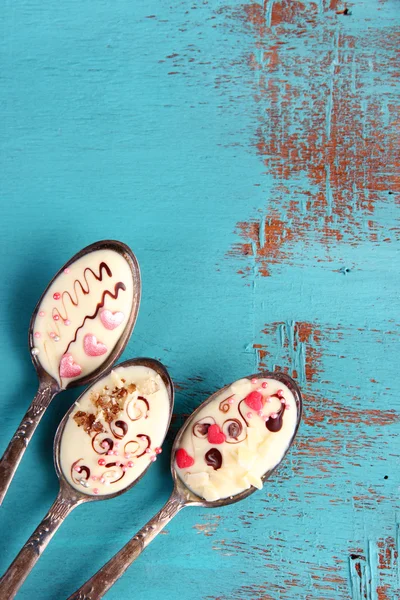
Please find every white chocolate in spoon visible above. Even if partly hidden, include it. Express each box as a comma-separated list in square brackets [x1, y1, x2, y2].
[60, 364, 170, 495]
[175, 377, 297, 501]
[31, 249, 135, 388]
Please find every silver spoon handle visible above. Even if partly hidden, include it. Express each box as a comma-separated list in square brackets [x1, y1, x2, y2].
[0, 381, 56, 505]
[67, 492, 185, 600]
[0, 491, 77, 599]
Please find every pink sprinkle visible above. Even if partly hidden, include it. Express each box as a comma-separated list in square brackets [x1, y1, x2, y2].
[261, 382, 268, 389]
[155, 447, 162, 454]
[100, 477, 105, 484]
[246, 412, 253, 419]
[264, 415, 269, 422]
[122, 466, 127, 472]
[114, 442, 120, 449]
[92, 476, 98, 481]
[271, 413, 278, 419]
[98, 459, 106, 466]
[34, 332, 41, 339]
[228, 398, 234, 405]
[257, 410, 264, 417]
[53, 292, 61, 300]
[49, 332, 56, 338]
[107, 450, 113, 455]
[145, 448, 151, 454]
[113, 450, 118, 456]
[265, 396, 272, 403]
[64, 268, 70, 274]
[251, 378, 257, 385]
[64, 319, 71, 326]
[93, 488, 99, 495]
[116, 461, 122, 467]
[277, 389, 284, 398]
[127, 461, 134, 468]
[286, 405, 290, 410]
[280, 398, 286, 404]
[74, 466, 81, 472]
[124, 453, 132, 459]
[151, 455, 157, 462]
[39, 311, 45, 317]
[53, 314, 60, 321]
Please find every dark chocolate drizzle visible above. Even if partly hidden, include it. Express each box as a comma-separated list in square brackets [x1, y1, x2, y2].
[71, 459, 91, 483]
[222, 418, 245, 443]
[219, 395, 234, 414]
[192, 416, 216, 438]
[102, 464, 125, 484]
[138, 396, 150, 418]
[136, 434, 151, 458]
[238, 399, 250, 426]
[266, 396, 286, 433]
[91, 434, 114, 455]
[110, 420, 128, 439]
[124, 439, 140, 455]
[64, 281, 126, 356]
[205, 448, 222, 470]
[126, 396, 150, 421]
[53, 262, 112, 321]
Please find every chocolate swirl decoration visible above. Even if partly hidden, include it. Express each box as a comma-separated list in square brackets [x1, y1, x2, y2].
[101, 462, 125, 484]
[126, 396, 150, 421]
[124, 439, 140, 456]
[91, 433, 114, 455]
[192, 416, 216, 439]
[238, 399, 250, 426]
[222, 418, 247, 444]
[219, 395, 234, 414]
[205, 448, 222, 471]
[71, 459, 91, 485]
[266, 397, 286, 433]
[136, 434, 151, 458]
[110, 420, 128, 440]
[124, 434, 151, 458]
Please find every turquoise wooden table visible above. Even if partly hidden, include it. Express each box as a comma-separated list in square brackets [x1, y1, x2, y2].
[1, 1, 399, 598]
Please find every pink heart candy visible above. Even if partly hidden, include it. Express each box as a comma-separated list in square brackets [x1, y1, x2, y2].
[100, 309, 125, 330]
[60, 354, 82, 378]
[83, 334, 107, 357]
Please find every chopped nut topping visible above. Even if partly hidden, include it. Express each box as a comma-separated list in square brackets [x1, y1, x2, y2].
[74, 380, 137, 433]
[73, 411, 104, 435]
[89, 381, 135, 424]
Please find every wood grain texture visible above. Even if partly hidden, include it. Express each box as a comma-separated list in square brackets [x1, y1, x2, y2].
[0, 0, 398, 599]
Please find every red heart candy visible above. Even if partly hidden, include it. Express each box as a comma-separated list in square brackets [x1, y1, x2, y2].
[175, 448, 195, 469]
[207, 424, 226, 445]
[244, 390, 263, 411]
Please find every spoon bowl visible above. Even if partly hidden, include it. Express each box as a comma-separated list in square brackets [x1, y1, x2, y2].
[0, 357, 174, 599]
[170, 370, 302, 508]
[0, 240, 141, 505]
[67, 370, 302, 600]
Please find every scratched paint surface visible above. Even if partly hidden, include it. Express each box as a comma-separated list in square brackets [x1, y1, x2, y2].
[0, 1, 399, 599]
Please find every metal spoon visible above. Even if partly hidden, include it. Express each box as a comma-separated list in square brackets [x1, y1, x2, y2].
[67, 370, 302, 600]
[0, 357, 174, 599]
[0, 239, 141, 505]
